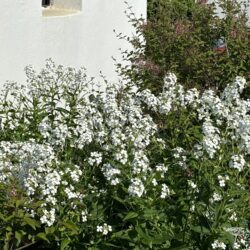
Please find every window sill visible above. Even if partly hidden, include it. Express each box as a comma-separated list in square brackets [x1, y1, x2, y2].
[42, 7, 80, 17]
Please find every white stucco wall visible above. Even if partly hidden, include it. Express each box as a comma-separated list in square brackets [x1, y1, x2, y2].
[0, 0, 146, 85]
[53, 0, 82, 10]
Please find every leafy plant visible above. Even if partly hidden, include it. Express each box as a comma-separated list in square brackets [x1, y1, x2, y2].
[0, 61, 249, 249]
[119, 0, 250, 93]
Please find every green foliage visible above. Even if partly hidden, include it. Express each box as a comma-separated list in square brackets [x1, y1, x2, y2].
[120, 0, 250, 93]
[0, 61, 249, 249]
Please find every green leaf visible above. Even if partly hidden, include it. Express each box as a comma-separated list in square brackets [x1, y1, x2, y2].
[152, 231, 172, 244]
[111, 230, 130, 240]
[31, 201, 45, 208]
[191, 226, 211, 235]
[123, 212, 139, 221]
[135, 225, 152, 245]
[23, 217, 40, 230]
[0, 212, 7, 222]
[143, 209, 156, 218]
[221, 231, 235, 245]
[45, 226, 56, 235]
[112, 195, 125, 204]
[62, 221, 79, 233]
[5, 215, 15, 222]
[15, 199, 24, 208]
[104, 243, 120, 248]
[6, 226, 12, 232]
[37, 232, 49, 242]
[61, 238, 70, 250]
[15, 231, 23, 245]
[169, 245, 192, 250]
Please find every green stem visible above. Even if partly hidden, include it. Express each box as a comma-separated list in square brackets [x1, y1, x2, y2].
[15, 241, 38, 250]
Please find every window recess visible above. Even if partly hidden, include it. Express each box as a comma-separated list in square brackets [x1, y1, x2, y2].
[42, 0, 82, 17]
[42, 0, 51, 8]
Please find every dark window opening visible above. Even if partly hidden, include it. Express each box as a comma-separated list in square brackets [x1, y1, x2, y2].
[42, 0, 51, 7]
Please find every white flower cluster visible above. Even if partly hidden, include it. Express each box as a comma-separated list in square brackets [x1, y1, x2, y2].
[0, 61, 249, 234]
[227, 227, 250, 250]
[81, 210, 88, 222]
[114, 149, 128, 165]
[155, 164, 168, 178]
[172, 147, 187, 168]
[160, 184, 170, 199]
[88, 152, 103, 166]
[136, 74, 250, 163]
[229, 155, 246, 171]
[101, 163, 121, 186]
[40, 208, 56, 227]
[96, 223, 112, 235]
[229, 212, 238, 222]
[188, 180, 198, 190]
[128, 178, 145, 197]
[0, 138, 87, 227]
[69, 165, 82, 182]
[210, 192, 222, 203]
[0, 140, 55, 184]
[217, 175, 229, 188]
[132, 151, 150, 174]
[211, 240, 226, 249]
[202, 119, 220, 158]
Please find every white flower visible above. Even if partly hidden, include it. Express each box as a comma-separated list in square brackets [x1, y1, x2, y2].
[132, 151, 150, 174]
[233, 242, 241, 249]
[173, 147, 185, 159]
[139, 89, 159, 111]
[40, 208, 56, 227]
[229, 212, 238, 222]
[102, 163, 121, 186]
[202, 119, 220, 158]
[81, 210, 88, 222]
[65, 185, 81, 200]
[240, 238, 246, 245]
[211, 193, 222, 203]
[70, 167, 82, 182]
[156, 164, 168, 174]
[211, 240, 226, 249]
[184, 88, 199, 106]
[128, 178, 145, 197]
[217, 175, 227, 187]
[160, 184, 170, 199]
[96, 223, 112, 235]
[163, 73, 177, 91]
[114, 149, 128, 165]
[96, 225, 103, 232]
[152, 178, 158, 186]
[88, 152, 102, 166]
[229, 155, 245, 171]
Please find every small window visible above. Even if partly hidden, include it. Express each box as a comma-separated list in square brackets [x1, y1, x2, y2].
[42, 0, 51, 8]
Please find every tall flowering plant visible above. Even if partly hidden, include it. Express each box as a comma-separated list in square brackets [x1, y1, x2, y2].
[0, 61, 249, 249]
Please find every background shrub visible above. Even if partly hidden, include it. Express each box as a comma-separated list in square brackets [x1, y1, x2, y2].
[119, 0, 250, 93]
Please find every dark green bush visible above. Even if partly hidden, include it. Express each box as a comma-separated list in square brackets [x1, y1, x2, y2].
[120, 0, 250, 93]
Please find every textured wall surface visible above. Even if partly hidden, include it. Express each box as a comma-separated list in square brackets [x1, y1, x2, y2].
[0, 0, 146, 85]
[53, 0, 82, 10]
